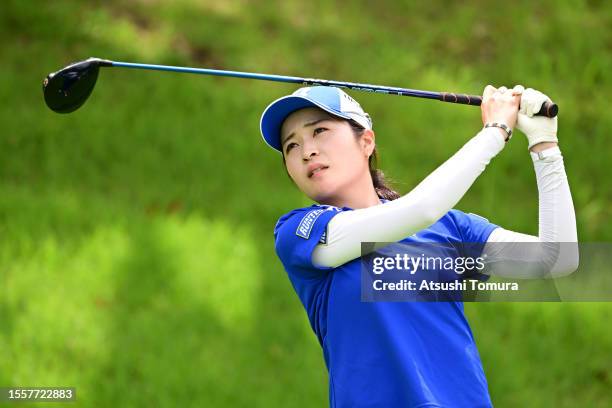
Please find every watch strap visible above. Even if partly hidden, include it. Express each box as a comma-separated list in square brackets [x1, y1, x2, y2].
[484, 122, 512, 142]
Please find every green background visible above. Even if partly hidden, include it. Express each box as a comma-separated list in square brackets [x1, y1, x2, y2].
[1, 0, 610, 406]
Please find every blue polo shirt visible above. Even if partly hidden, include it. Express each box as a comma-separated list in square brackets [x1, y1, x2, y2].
[274, 202, 498, 408]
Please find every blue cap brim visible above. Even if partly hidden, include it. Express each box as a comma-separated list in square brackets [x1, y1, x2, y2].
[260, 95, 351, 152]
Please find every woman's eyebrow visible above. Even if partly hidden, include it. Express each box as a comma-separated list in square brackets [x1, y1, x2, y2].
[281, 118, 330, 146]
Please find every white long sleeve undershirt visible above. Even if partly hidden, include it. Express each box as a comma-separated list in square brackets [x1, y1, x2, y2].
[482, 149, 579, 278]
[311, 130, 579, 279]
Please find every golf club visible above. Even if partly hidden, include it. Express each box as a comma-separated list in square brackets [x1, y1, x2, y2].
[43, 57, 558, 117]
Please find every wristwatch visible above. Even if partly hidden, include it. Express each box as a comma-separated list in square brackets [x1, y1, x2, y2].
[530, 146, 561, 161]
[484, 122, 512, 142]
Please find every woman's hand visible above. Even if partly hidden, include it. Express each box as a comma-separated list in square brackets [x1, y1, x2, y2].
[515, 87, 559, 151]
[480, 85, 522, 130]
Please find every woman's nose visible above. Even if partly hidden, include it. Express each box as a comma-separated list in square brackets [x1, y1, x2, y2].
[302, 140, 319, 161]
[302, 150, 318, 161]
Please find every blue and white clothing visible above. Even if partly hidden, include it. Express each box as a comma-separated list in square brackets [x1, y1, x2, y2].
[274, 203, 498, 408]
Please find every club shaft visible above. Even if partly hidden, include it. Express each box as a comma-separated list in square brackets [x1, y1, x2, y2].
[108, 60, 558, 117]
[110, 61, 441, 100]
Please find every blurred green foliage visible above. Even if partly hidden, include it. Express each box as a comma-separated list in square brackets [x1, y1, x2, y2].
[1, 0, 610, 406]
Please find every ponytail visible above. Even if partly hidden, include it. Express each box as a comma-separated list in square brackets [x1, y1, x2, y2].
[370, 166, 401, 201]
[349, 121, 401, 201]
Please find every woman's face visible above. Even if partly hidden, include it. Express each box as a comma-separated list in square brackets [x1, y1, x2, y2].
[280, 107, 374, 203]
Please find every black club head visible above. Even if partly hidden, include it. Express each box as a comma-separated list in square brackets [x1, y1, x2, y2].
[43, 58, 112, 113]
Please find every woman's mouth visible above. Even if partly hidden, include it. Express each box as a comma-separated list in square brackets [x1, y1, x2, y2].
[308, 165, 329, 178]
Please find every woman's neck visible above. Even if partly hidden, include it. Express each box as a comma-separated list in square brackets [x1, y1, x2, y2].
[320, 181, 381, 209]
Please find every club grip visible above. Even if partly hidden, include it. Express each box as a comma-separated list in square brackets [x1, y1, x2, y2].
[439, 92, 558, 118]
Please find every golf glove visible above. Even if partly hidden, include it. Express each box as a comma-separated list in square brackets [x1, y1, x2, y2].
[515, 86, 558, 149]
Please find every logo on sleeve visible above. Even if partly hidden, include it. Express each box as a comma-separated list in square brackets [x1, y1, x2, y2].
[319, 230, 327, 244]
[296, 209, 325, 239]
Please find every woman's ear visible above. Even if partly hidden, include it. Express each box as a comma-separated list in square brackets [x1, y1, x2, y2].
[361, 129, 376, 157]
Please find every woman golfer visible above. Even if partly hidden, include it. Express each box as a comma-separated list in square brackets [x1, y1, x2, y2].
[260, 84, 578, 407]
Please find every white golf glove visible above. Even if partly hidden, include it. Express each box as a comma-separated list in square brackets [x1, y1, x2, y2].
[515, 86, 558, 149]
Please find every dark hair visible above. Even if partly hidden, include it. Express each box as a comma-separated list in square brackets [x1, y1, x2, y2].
[347, 120, 401, 201]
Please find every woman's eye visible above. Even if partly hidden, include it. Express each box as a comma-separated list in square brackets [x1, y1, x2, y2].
[285, 142, 298, 153]
[314, 127, 327, 135]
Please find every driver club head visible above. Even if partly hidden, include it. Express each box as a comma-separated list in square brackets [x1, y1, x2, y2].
[43, 57, 112, 113]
